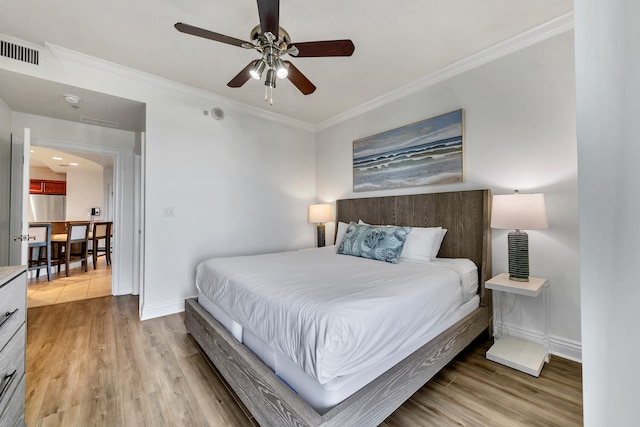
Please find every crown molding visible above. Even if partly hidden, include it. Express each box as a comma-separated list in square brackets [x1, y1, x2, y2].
[316, 12, 574, 132]
[44, 43, 316, 133]
[0, 33, 45, 51]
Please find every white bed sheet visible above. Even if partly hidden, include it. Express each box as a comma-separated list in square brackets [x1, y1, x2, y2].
[197, 291, 479, 413]
[196, 246, 475, 385]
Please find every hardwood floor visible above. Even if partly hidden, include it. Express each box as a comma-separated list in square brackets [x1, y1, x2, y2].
[26, 296, 583, 426]
[27, 258, 111, 308]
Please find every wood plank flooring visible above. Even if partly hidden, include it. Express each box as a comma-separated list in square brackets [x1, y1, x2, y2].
[26, 296, 583, 426]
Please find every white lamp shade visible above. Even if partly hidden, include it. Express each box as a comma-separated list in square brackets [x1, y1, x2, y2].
[491, 193, 549, 230]
[309, 204, 332, 223]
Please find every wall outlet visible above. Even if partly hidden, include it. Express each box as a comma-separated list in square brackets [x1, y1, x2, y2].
[163, 207, 175, 217]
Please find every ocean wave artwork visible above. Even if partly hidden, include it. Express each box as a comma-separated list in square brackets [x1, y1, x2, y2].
[353, 109, 463, 192]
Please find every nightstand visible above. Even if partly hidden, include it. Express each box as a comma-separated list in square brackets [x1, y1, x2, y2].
[485, 273, 549, 377]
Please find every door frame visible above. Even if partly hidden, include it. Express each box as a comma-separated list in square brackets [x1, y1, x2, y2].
[29, 135, 136, 296]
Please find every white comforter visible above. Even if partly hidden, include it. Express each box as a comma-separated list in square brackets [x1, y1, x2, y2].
[196, 246, 474, 384]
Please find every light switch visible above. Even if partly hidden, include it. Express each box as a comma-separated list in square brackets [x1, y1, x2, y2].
[163, 207, 175, 217]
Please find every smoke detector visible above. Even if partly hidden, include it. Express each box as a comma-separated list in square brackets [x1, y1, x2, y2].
[204, 107, 225, 121]
[64, 94, 80, 104]
[211, 107, 225, 120]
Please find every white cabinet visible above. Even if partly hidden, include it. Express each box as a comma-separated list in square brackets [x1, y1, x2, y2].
[0, 266, 26, 426]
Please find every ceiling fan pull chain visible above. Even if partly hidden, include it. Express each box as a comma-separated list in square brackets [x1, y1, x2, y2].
[265, 86, 274, 104]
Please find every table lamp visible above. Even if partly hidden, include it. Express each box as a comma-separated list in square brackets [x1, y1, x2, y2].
[491, 191, 548, 282]
[309, 204, 332, 247]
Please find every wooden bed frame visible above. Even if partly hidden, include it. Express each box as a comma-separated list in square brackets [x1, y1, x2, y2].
[185, 189, 492, 426]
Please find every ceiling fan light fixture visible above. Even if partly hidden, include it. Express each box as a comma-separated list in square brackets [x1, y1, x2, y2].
[176, 5, 353, 101]
[249, 59, 266, 80]
[274, 58, 288, 79]
[264, 50, 276, 68]
[265, 69, 277, 88]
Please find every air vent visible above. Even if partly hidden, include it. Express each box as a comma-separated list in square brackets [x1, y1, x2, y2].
[0, 40, 39, 65]
[80, 116, 119, 128]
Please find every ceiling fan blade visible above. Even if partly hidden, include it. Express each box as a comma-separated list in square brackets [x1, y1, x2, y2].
[175, 22, 249, 48]
[290, 40, 355, 57]
[227, 62, 256, 88]
[284, 61, 316, 95]
[256, 0, 279, 38]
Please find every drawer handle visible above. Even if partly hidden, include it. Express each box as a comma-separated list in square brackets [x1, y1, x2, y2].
[0, 370, 16, 402]
[0, 309, 18, 329]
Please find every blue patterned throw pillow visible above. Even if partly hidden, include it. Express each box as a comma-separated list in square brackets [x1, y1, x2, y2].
[337, 222, 412, 264]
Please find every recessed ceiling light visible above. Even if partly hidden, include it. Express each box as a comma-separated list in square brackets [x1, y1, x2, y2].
[52, 156, 63, 160]
[63, 94, 80, 104]
[69, 162, 79, 166]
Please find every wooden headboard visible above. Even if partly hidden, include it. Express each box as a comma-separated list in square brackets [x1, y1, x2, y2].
[336, 189, 492, 307]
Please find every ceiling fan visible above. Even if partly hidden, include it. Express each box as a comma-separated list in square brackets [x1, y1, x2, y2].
[175, 0, 355, 104]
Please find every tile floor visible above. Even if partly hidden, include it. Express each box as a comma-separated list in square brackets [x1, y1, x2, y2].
[27, 257, 112, 308]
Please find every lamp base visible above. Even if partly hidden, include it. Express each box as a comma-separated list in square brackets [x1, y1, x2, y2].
[316, 223, 326, 247]
[508, 230, 529, 282]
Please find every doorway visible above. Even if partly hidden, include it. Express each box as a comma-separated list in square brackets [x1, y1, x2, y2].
[27, 146, 114, 307]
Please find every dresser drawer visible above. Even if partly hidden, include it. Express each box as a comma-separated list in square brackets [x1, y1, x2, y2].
[0, 374, 25, 427]
[0, 272, 26, 354]
[0, 325, 25, 417]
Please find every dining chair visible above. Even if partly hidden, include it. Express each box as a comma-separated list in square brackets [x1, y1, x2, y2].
[28, 223, 52, 281]
[54, 221, 90, 277]
[90, 221, 112, 268]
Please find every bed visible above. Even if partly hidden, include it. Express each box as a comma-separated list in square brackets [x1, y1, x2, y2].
[185, 189, 492, 426]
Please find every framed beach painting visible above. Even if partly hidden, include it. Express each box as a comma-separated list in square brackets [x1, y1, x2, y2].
[353, 109, 464, 192]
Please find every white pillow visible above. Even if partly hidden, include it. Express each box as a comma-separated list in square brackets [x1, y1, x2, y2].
[335, 221, 349, 246]
[358, 220, 442, 263]
[401, 226, 443, 263]
[431, 228, 447, 260]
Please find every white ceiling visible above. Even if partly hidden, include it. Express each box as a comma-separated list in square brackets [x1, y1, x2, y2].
[0, 0, 573, 126]
[30, 146, 112, 174]
[0, 70, 146, 132]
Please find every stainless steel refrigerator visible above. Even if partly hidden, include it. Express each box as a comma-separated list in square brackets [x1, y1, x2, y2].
[29, 194, 66, 222]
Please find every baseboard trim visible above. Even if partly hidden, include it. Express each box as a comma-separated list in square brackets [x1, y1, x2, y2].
[497, 322, 582, 363]
[140, 298, 190, 321]
[549, 335, 582, 363]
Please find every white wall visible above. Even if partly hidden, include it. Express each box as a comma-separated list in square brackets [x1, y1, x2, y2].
[316, 32, 580, 360]
[66, 168, 104, 221]
[0, 43, 317, 319]
[29, 166, 65, 181]
[142, 98, 316, 318]
[576, 1, 640, 425]
[0, 96, 11, 266]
